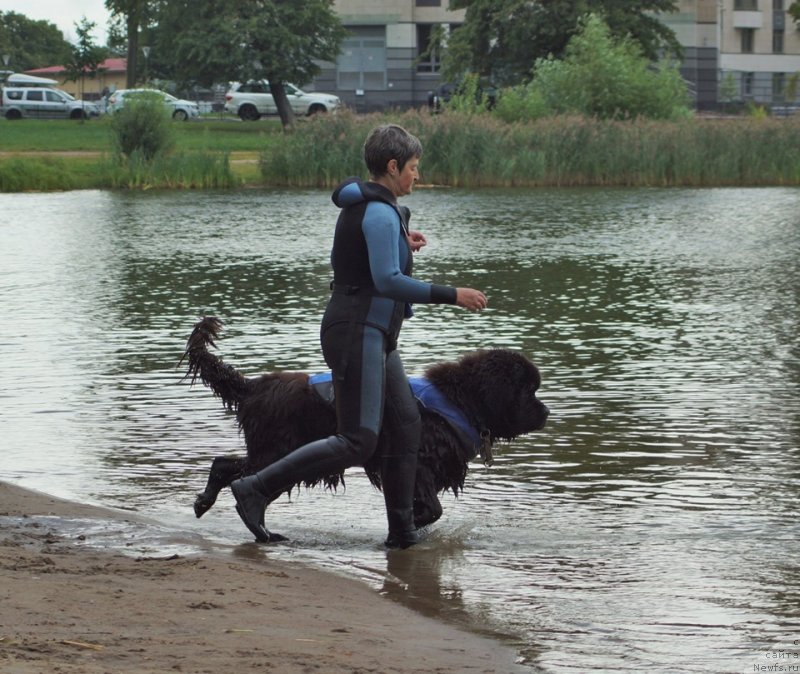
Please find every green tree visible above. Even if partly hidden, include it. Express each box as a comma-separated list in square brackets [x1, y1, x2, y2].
[64, 18, 107, 119]
[789, 2, 799, 27]
[444, 0, 681, 87]
[149, 0, 245, 89]
[0, 11, 72, 71]
[151, 0, 345, 129]
[526, 14, 690, 120]
[105, 0, 152, 88]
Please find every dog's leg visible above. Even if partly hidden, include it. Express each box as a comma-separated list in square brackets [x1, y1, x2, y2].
[194, 456, 246, 518]
[413, 472, 443, 529]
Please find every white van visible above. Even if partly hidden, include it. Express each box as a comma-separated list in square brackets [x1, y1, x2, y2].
[1, 73, 101, 120]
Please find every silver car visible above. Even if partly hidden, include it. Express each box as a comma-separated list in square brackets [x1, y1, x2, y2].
[2, 86, 100, 120]
[107, 89, 200, 121]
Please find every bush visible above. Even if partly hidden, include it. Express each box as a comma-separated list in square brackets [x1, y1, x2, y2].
[528, 14, 691, 120]
[494, 85, 549, 123]
[110, 92, 175, 160]
[444, 73, 494, 115]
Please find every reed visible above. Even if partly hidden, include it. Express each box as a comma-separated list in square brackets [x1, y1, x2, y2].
[104, 151, 240, 189]
[259, 110, 800, 188]
[0, 156, 104, 191]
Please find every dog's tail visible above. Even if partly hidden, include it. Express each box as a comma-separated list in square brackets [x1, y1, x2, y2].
[180, 316, 249, 411]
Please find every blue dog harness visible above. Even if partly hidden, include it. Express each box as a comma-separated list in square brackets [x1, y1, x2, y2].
[308, 372, 484, 457]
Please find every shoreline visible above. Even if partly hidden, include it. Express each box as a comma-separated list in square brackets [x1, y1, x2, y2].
[0, 480, 526, 673]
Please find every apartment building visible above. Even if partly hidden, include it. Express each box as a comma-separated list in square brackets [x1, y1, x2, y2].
[312, 0, 800, 111]
[311, 0, 464, 111]
[663, 0, 800, 108]
[720, 0, 800, 105]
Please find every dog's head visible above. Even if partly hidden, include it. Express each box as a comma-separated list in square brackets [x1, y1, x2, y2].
[425, 349, 549, 442]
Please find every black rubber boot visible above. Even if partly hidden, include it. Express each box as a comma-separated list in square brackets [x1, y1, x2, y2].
[230, 435, 361, 543]
[230, 475, 273, 543]
[382, 451, 420, 549]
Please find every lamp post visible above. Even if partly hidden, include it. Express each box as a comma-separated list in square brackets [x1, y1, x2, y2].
[1, 54, 9, 85]
[141, 46, 150, 84]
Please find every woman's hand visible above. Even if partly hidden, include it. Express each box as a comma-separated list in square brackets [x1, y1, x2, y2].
[407, 230, 428, 252]
[456, 288, 488, 311]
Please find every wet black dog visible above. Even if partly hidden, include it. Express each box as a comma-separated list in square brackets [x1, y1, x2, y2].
[182, 317, 548, 530]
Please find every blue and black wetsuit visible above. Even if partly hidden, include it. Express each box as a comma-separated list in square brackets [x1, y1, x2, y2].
[321, 178, 457, 461]
[232, 177, 457, 545]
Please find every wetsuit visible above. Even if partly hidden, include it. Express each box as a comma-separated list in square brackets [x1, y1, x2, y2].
[321, 178, 457, 462]
[232, 177, 457, 546]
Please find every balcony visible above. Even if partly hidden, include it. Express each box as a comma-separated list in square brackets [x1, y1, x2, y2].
[732, 10, 763, 28]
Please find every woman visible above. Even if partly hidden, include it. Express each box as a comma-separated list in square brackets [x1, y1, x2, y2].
[231, 124, 487, 548]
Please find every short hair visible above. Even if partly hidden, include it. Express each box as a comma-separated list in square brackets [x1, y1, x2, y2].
[363, 124, 423, 177]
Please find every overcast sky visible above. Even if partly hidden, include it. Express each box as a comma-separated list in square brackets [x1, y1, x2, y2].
[0, 0, 112, 43]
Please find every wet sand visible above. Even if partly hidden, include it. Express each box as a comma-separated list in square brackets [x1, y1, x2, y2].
[0, 481, 525, 674]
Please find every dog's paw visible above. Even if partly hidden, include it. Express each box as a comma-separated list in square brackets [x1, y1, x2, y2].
[193, 493, 216, 518]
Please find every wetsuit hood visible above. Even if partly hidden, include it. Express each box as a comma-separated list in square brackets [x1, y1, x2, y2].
[332, 177, 396, 209]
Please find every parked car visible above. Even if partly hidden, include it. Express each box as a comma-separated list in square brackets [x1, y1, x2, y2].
[1, 83, 100, 120]
[225, 80, 341, 120]
[106, 89, 200, 121]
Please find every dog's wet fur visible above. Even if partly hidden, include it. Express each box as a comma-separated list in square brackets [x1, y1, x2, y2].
[182, 317, 549, 530]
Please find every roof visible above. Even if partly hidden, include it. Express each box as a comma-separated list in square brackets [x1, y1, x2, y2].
[24, 57, 127, 76]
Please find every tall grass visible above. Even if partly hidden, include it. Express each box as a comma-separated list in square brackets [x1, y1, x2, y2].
[0, 152, 239, 192]
[260, 110, 800, 187]
[259, 111, 366, 186]
[0, 157, 81, 192]
[105, 151, 240, 189]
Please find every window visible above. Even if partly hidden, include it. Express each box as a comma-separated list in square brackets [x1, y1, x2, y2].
[416, 0, 441, 5]
[735, 0, 758, 9]
[337, 27, 387, 90]
[773, 29, 784, 52]
[417, 24, 441, 73]
[741, 28, 755, 53]
[240, 82, 269, 93]
[26, 90, 43, 101]
[773, 72, 785, 101]
[742, 71, 754, 97]
[773, 0, 784, 10]
[45, 90, 64, 102]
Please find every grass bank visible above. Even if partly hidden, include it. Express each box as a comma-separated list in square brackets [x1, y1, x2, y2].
[0, 116, 281, 152]
[3, 111, 799, 191]
[260, 110, 800, 188]
[0, 116, 277, 191]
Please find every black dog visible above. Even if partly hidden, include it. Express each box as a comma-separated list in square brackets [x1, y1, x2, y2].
[183, 317, 548, 531]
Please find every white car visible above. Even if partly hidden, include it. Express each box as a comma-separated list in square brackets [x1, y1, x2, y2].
[1, 75, 100, 120]
[225, 80, 341, 120]
[107, 89, 200, 121]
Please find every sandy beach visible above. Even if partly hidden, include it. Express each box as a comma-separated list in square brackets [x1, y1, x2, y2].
[0, 481, 525, 674]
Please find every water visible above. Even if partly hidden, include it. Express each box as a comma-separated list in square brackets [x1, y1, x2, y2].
[1, 186, 799, 673]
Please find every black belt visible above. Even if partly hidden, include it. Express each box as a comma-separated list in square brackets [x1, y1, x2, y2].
[330, 282, 377, 296]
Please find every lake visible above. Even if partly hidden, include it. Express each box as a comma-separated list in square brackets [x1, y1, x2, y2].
[1, 186, 798, 673]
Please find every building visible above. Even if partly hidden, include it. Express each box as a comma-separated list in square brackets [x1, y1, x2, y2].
[316, 0, 800, 112]
[23, 58, 127, 101]
[662, 0, 800, 109]
[718, 0, 800, 106]
[311, 0, 465, 111]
